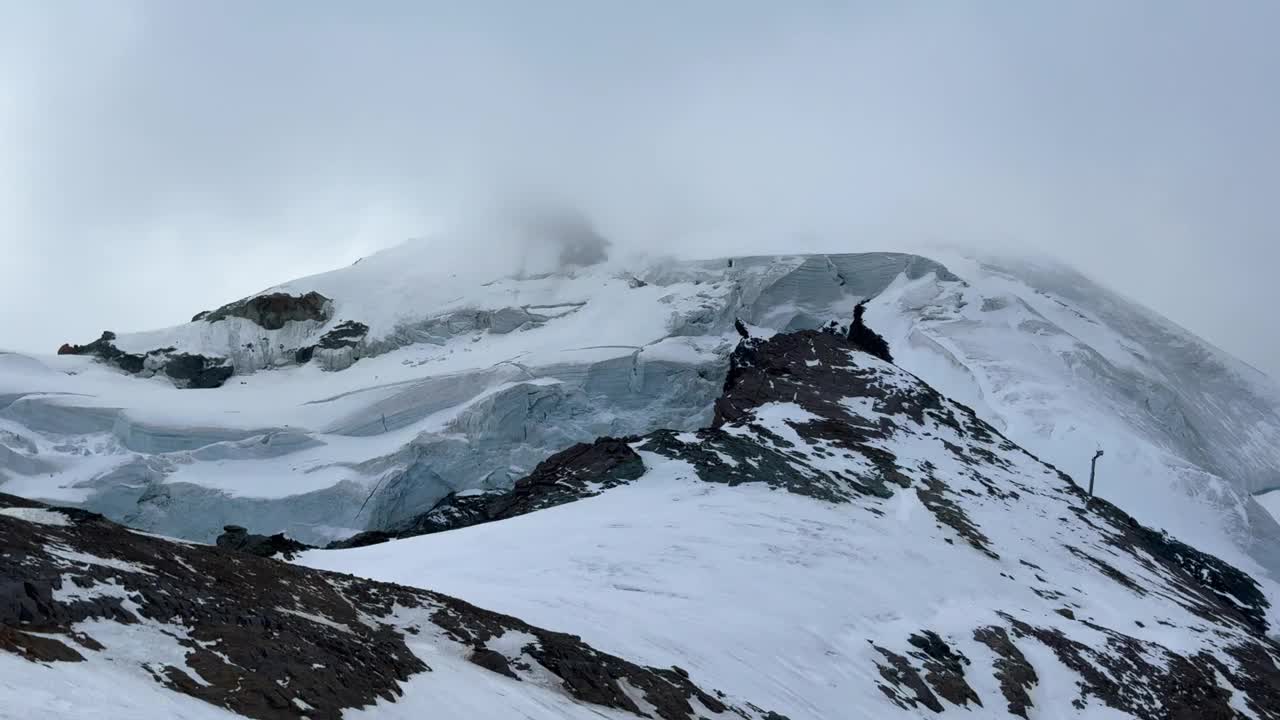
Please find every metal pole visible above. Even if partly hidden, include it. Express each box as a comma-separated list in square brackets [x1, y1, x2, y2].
[1089, 449, 1104, 497]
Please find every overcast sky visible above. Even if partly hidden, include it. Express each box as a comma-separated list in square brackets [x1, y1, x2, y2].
[2, 2, 1278, 377]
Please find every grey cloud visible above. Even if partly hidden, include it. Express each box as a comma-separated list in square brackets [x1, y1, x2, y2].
[1, 1, 1278, 376]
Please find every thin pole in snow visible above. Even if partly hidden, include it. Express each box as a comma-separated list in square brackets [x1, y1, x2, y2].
[1088, 449, 1105, 497]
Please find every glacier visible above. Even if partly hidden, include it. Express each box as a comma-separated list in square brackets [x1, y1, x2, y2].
[3, 242, 1280, 594]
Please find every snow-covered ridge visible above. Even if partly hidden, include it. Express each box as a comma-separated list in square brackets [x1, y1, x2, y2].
[301, 328, 1280, 719]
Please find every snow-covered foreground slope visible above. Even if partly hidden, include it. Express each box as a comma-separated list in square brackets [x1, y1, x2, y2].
[301, 330, 1280, 719]
[0, 493, 783, 720]
[4, 241, 1280, 592]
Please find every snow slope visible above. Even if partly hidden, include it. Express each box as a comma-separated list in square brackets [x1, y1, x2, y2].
[0, 492, 782, 720]
[870, 251, 1280, 583]
[1258, 489, 1280, 527]
[3, 240, 1280, 593]
[300, 329, 1280, 719]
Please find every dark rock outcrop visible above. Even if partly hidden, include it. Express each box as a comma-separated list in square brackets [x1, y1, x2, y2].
[0, 492, 783, 720]
[847, 300, 893, 363]
[161, 352, 235, 389]
[331, 438, 644, 547]
[820, 320, 846, 337]
[216, 524, 313, 560]
[293, 320, 370, 368]
[56, 331, 139, 366]
[316, 320, 368, 350]
[204, 291, 332, 330]
[973, 626, 1037, 718]
[55, 331, 233, 389]
[992, 613, 1280, 719]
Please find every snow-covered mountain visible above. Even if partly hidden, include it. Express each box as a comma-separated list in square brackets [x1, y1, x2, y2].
[3, 241, 1279, 588]
[5, 324, 1279, 718]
